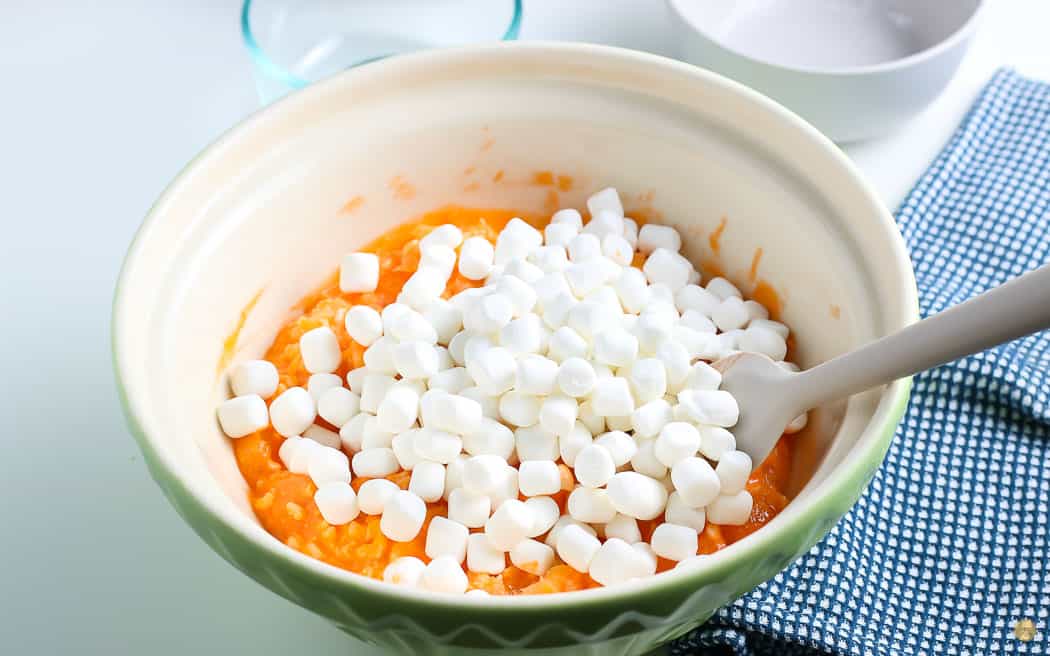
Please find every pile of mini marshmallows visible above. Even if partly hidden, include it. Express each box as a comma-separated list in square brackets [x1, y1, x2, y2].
[217, 188, 806, 595]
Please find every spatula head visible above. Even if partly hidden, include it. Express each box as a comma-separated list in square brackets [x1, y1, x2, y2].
[714, 352, 802, 467]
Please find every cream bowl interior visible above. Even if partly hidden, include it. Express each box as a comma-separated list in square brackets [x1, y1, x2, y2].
[114, 43, 915, 633]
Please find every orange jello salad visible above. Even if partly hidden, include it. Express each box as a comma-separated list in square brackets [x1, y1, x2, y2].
[216, 188, 801, 595]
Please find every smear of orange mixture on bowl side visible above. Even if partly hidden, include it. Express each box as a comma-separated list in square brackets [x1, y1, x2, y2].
[231, 206, 794, 595]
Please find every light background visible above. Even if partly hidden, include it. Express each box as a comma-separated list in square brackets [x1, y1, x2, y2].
[1, 1, 1047, 653]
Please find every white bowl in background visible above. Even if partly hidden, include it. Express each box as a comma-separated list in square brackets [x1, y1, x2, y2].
[668, 0, 984, 142]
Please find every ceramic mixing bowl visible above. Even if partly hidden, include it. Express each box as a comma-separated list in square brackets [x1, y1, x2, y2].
[113, 43, 917, 655]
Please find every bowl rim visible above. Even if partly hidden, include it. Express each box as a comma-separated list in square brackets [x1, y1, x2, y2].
[112, 41, 918, 612]
[667, 0, 985, 76]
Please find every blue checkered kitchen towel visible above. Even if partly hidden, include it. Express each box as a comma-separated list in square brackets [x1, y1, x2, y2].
[672, 69, 1050, 655]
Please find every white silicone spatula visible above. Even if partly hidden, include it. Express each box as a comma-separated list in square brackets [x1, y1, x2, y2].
[718, 263, 1050, 468]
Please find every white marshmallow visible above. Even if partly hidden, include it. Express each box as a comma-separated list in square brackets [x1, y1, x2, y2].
[384, 556, 426, 587]
[359, 417, 394, 450]
[229, 360, 279, 398]
[357, 478, 400, 515]
[344, 306, 383, 347]
[287, 436, 322, 474]
[376, 384, 420, 433]
[421, 556, 469, 594]
[630, 438, 668, 478]
[685, 362, 722, 391]
[487, 466, 520, 509]
[698, 425, 736, 461]
[495, 218, 542, 265]
[448, 487, 491, 528]
[637, 224, 682, 254]
[665, 491, 707, 531]
[648, 284, 676, 305]
[518, 460, 561, 497]
[514, 354, 559, 395]
[551, 208, 584, 230]
[217, 395, 269, 438]
[633, 312, 673, 355]
[338, 413, 369, 452]
[716, 450, 752, 494]
[317, 387, 360, 428]
[427, 367, 472, 394]
[586, 187, 624, 218]
[675, 284, 721, 316]
[565, 259, 616, 298]
[706, 490, 754, 525]
[544, 515, 597, 548]
[606, 471, 669, 520]
[567, 233, 602, 262]
[753, 318, 790, 339]
[469, 346, 517, 396]
[593, 328, 639, 368]
[677, 389, 739, 427]
[585, 209, 625, 240]
[278, 436, 303, 469]
[269, 387, 316, 437]
[409, 460, 446, 502]
[671, 457, 721, 507]
[530, 245, 570, 275]
[547, 326, 589, 362]
[643, 248, 693, 291]
[737, 323, 788, 361]
[466, 533, 506, 574]
[363, 337, 398, 375]
[420, 244, 458, 279]
[314, 483, 360, 525]
[300, 326, 342, 374]
[420, 299, 462, 346]
[589, 377, 635, 417]
[589, 537, 651, 586]
[459, 237, 495, 280]
[631, 399, 673, 438]
[514, 425, 559, 461]
[534, 271, 572, 307]
[303, 424, 341, 449]
[459, 386, 500, 420]
[627, 358, 667, 404]
[577, 400, 606, 435]
[447, 331, 470, 366]
[601, 233, 634, 266]
[352, 447, 400, 479]
[421, 224, 463, 250]
[443, 453, 467, 499]
[485, 499, 534, 551]
[614, 267, 651, 314]
[345, 367, 367, 393]
[504, 259, 544, 285]
[556, 357, 596, 398]
[412, 428, 462, 464]
[358, 374, 394, 415]
[496, 275, 539, 317]
[656, 342, 691, 391]
[622, 218, 639, 247]
[540, 291, 578, 330]
[510, 539, 556, 576]
[380, 490, 427, 542]
[307, 373, 343, 402]
[538, 395, 578, 437]
[462, 455, 510, 495]
[461, 417, 515, 459]
[425, 515, 469, 562]
[500, 314, 544, 355]
[307, 446, 351, 487]
[544, 222, 577, 249]
[574, 444, 616, 488]
[654, 422, 702, 468]
[419, 391, 483, 435]
[651, 523, 698, 561]
[595, 430, 637, 467]
[559, 422, 594, 467]
[705, 276, 742, 300]
[567, 486, 617, 523]
[524, 496, 561, 537]
[499, 391, 542, 427]
[392, 342, 439, 380]
[339, 252, 379, 292]
[632, 542, 659, 576]
[556, 523, 601, 573]
[712, 296, 750, 332]
[399, 267, 448, 310]
[742, 299, 769, 322]
[604, 513, 642, 543]
[465, 294, 514, 334]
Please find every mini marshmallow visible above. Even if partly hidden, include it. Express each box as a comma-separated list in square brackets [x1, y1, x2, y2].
[467, 533, 507, 574]
[544, 222, 577, 249]
[412, 428, 462, 464]
[392, 341, 439, 380]
[420, 244, 457, 279]
[419, 299, 462, 345]
[524, 496, 561, 537]
[607, 514, 644, 544]
[518, 460, 561, 496]
[753, 318, 790, 339]
[589, 377, 635, 417]
[548, 326, 589, 362]
[352, 447, 400, 479]
[510, 539, 556, 576]
[496, 275, 539, 317]
[685, 362, 722, 391]
[567, 233, 602, 262]
[556, 357, 596, 398]
[469, 346, 517, 396]
[593, 328, 639, 368]
[339, 413, 369, 452]
[307, 373, 343, 402]
[383, 556, 426, 587]
[344, 306, 383, 347]
[716, 450, 752, 494]
[399, 267, 448, 309]
[537, 394, 578, 437]
[359, 374, 395, 414]
[462, 455, 511, 495]
[559, 422, 593, 466]
[651, 523, 698, 561]
[375, 384, 419, 433]
[677, 389, 739, 427]
[737, 323, 788, 361]
[487, 466, 520, 509]
[443, 453, 467, 500]
[567, 486, 617, 523]
[540, 291, 578, 330]
[556, 523, 602, 573]
[380, 490, 428, 542]
[217, 395, 269, 438]
[577, 400, 606, 435]
[631, 542, 659, 576]
[643, 248, 693, 291]
[606, 471, 669, 520]
[307, 446, 351, 487]
[363, 337, 398, 375]
[706, 490, 754, 525]
[340, 252, 379, 292]
[485, 499, 534, 551]
[589, 537, 651, 586]
[586, 187, 624, 218]
[459, 236, 495, 280]
[269, 387, 316, 437]
[551, 207, 584, 230]
[499, 391, 542, 427]
[303, 424, 341, 449]
[346, 367, 367, 393]
[515, 354, 559, 395]
[229, 360, 279, 398]
[634, 312, 673, 355]
[656, 342, 691, 391]
[300, 326, 342, 374]
[565, 259, 616, 298]
[287, 437, 322, 474]
[675, 284, 721, 316]
[630, 438, 668, 478]
[500, 314, 544, 355]
[360, 415, 394, 450]
[712, 296, 750, 332]
[665, 491, 707, 531]
[637, 224, 682, 254]
[698, 426, 736, 461]
[278, 436, 302, 469]
[448, 487, 491, 528]
[601, 233, 634, 266]
[420, 391, 483, 435]
[680, 309, 717, 334]
[421, 556, 469, 594]
[314, 483, 360, 525]
[358, 478, 401, 515]
[465, 294, 514, 334]
[514, 425, 559, 461]
[459, 386, 500, 420]
[545, 515, 597, 548]
[573, 444, 616, 488]
[534, 270, 572, 307]
[705, 276, 742, 300]
[317, 387, 359, 428]
[628, 358, 667, 403]
[421, 224, 463, 250]
[428, 367, 472, 394]
[462, 417, 515, 459]
[671, 457, 721, 507]
[631, 399, 673, 438]
[585, 209, 625, 240]
[654, 422, 702, 468]
[595, 430, 637, 467]
[622, 218, 639, 247]
[409, 460, 446, 502]
[494, 218, 542, 265]
[425, 515, 469, 562]
[504, 259, 544, 285]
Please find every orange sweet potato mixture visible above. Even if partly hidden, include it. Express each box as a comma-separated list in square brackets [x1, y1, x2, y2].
[231, 206, 794, 594]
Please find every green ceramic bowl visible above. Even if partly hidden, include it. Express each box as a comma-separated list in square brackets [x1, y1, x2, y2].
[112, 43, 917, 655]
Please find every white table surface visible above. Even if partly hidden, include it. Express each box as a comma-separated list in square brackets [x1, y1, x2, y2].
[2, 1, 1046, 653]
